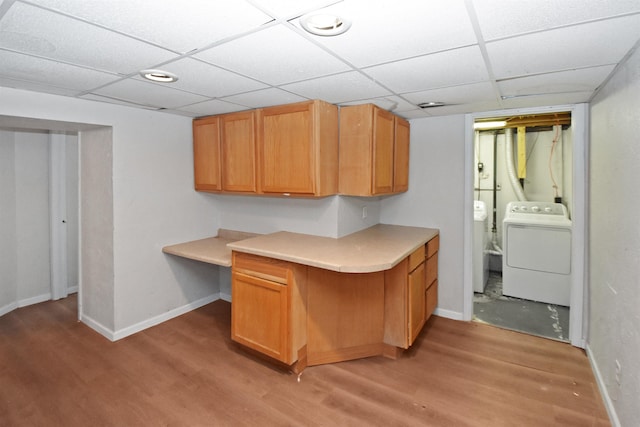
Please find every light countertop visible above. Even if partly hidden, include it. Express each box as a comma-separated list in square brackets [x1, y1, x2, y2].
[227, 224, 438, 273]
[162, 229, 259, 267]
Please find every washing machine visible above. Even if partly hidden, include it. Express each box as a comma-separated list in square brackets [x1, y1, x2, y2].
[502, 201, 572, 306]
[473, 201, 489, 293]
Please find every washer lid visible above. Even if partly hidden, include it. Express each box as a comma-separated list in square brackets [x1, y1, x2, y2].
[504, 201, 571, 226]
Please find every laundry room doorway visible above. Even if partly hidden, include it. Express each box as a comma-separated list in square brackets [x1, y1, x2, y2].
[463, 104, 588, 349]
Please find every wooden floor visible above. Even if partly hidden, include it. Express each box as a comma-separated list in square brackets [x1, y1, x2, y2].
[0, 295, 610, 426]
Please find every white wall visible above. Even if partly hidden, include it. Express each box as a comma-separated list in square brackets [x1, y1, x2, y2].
[80, 127, 115, 331]
[214, 193, 378, 239]
[589, 45, 640, 427]
[0, 130, 17, 313]
[65, 133, 79, 291]
[14, 131, 51, 303]
[0, 87, 220, 339]
[381, 114, 466, 318]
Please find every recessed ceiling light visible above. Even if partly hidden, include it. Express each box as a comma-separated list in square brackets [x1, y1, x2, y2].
[300, 12, 351, 36]
[139, 69, 179, 83]
[418, 102, 446, 109]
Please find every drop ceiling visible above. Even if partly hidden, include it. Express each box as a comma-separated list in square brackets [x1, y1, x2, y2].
[1, 0, 639, 119]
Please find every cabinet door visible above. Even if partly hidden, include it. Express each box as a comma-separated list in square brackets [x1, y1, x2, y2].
[260, 102, 314, 194]
[231, 271, 290, 363]
[221, 111, 256, 192]
[193, 117, 221, 191]
[426, 280, 438, 320]
[372, 108, 395, 194]
[393, 117, 410, 193]
[408, 262, 426, 344]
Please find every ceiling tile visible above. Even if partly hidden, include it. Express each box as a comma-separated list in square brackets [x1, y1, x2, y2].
[402, 82, 497, 106]
[500, 91, 593, 110]
[222, 88, 308, 109]
[291, 0, 477, 68]
[80, 93, 164, 110]
[498, 65, 615, 98]
[279, 71, 391, 104]
[365, 46, 488, 94]
[0, 2, 177, 74]
[417, 100, 503, 117]
[194, 24, 351, 86]
[0, 49, 120, 90]
[398, 109, 433, 119]
[487, 15, 640, 79]
[141, 58, 268, 98]
[176, 99, 252, 117]
[473, 0, 640, 41]
[1, 0, 638, 118]
[0, 76, 81, 97]
[249, 0, 344, 18]
[340, 95, 415, 113]
[27, 0, 273, 53]
[92, 79, 210, 110]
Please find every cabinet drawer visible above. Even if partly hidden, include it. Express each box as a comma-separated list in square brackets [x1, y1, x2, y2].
[426, 235, 439, 258]
[232, 252, 290, 284]
[408, 245, 425, 272]
[426, 280, 438, 320]
[426, 252, 438, 286]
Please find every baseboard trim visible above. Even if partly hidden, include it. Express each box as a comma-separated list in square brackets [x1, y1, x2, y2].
[434, 307, 464, 321]
[111, 293, 221, 341]
[219, 292, 232, 303]
[1, 293, 55, 318]
[18, 293, 52, 308]
[0, 301, 18, 317]
[586, 344, 620, 427]
[80, 313, 116, 342]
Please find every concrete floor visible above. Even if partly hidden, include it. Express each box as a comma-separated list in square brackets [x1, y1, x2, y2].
[473, 271, 570, 342]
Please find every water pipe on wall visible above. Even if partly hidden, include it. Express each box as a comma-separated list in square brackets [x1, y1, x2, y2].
[486, 131, 502, 256]
[506, 127, 527, 202]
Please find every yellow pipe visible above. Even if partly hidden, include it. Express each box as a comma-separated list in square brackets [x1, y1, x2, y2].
[517, 126, 526, 179]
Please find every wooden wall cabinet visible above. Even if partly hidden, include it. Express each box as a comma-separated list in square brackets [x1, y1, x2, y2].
[221, 110, 257, 193]
[384, 236, 438, 349]
[193, 116, 221, 192]
[393, 116, 410, 193]
[193, 111, 257, 194]
[231, 252, 307, 367]
[339, 104, 410, 196]
[193, 100, 338, 197]
[258, 100, 338, 197]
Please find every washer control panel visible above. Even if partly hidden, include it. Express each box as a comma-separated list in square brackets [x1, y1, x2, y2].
[507, 201, 567, 217]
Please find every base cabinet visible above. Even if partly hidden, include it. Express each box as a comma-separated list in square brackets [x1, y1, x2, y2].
[425, 235, 439, 321]
[231, 234, 439, 370]
[231, 252, 306, 366]
[384, 236, 439, 349]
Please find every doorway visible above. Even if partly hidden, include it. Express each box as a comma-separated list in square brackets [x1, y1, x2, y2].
[472, 115, 571, 341]
[0, 128, 79, 316]
[464, 104, 588, 348]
